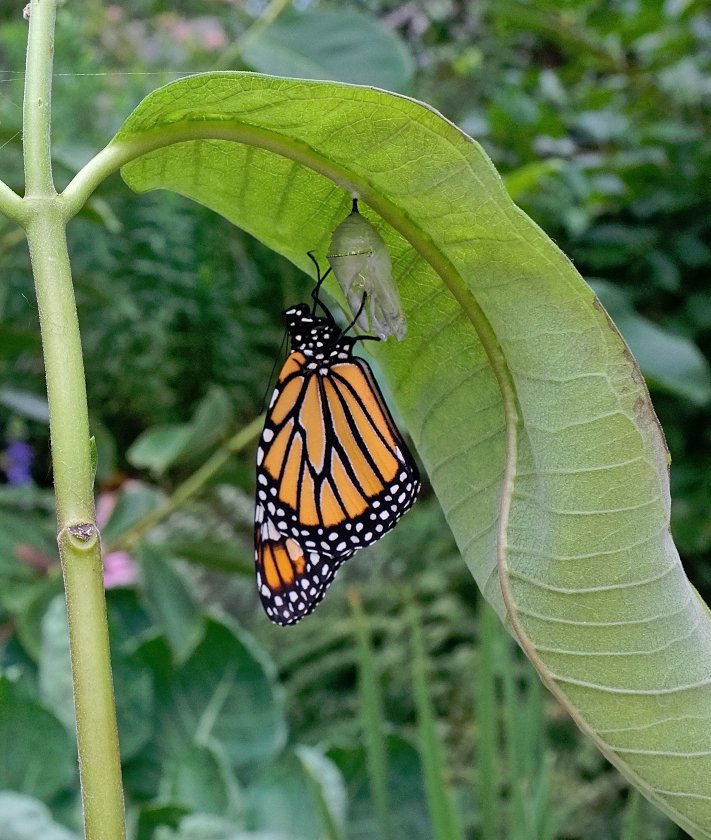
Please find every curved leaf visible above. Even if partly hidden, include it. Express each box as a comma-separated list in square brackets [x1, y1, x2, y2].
[110, 73, 711, 837]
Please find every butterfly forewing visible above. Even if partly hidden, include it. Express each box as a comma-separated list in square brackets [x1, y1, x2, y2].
[257, 356, 419, 551]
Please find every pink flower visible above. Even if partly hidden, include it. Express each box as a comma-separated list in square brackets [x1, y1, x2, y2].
[96, 487, 138, 589]
[197, 18, 228, 50]
[105, 5, 123, 24]
[103, 550, 138, 589]
[96, 489, 120, 529]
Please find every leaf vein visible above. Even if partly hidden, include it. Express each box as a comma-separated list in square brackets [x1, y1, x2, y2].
[508, 562, 678, 594]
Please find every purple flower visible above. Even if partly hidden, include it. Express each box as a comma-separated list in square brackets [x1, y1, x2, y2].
[4, 440, 33, 485]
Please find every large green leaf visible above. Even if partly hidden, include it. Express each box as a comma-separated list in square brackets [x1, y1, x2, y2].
[152, 616, 287, 770]
[0, 675, 75, 799]
[240, 6, 414, 93]
[137, 543, 205, 666]
[0, 792, 80, 840]
[107, 73, 711, 837]
[40, 592, 154, 759]
[246, 748, 346, 840]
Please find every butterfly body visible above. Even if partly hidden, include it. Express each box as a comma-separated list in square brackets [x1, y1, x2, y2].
[255, 298, 420, 625]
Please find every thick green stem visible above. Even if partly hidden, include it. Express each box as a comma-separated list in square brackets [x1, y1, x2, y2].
[23, 0, 56, 197]
[22, 1, 126, 838]
[26, 209, 94, 521]
[26, 210, 125, 840]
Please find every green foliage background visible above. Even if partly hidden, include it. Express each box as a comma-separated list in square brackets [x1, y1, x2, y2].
[0, 1, 709, 838]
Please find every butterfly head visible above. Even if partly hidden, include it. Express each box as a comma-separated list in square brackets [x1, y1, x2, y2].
[283, 303, 345, 358]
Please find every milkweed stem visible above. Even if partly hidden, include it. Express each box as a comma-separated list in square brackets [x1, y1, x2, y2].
[21, 2, 126, 837]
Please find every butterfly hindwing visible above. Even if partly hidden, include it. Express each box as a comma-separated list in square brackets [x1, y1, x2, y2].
[255, 505, 353, 626]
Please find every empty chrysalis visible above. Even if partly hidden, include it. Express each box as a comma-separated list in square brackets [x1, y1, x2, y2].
[326, 198, 407, 341]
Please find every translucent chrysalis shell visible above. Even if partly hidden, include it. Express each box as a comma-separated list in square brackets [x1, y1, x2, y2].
[326, 199, 407, 341]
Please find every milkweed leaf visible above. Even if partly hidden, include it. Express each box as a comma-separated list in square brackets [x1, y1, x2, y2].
[111, 73, 711, 838]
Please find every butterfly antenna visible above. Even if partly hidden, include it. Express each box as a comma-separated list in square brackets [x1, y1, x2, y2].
[306, 250, 334, 320]
[260, 328, 289, 413]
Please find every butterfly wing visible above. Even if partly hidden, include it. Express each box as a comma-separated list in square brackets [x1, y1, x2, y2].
[257, 352, 419, 556]
[255, 343, 420, 626]
[321, 356, 420, 542]
[255, 502, 353, 625]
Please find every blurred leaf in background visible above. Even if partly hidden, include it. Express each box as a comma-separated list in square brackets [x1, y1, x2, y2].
[240, 5, 414, 91]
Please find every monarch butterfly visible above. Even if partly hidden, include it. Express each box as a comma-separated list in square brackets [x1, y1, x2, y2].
[255, 259, 420, 625]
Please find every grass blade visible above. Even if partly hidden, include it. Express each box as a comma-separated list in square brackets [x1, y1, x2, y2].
[476, 600, 501, 840]
[500, 632, 558, 840]
[349, 587, 392, 840]
[529, 750, 556, 840]
[408, 600, 465, 840]
[500, 632, 527, 839]
[621, 788, 642, 840]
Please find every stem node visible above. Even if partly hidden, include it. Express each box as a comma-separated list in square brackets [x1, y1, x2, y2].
[64, 522, 100, 549]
